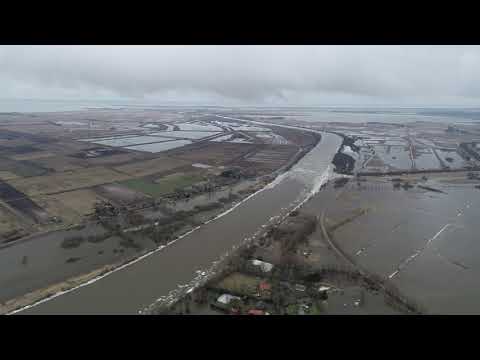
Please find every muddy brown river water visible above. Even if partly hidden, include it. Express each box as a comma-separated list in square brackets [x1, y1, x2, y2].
[15, 130, 342, 314]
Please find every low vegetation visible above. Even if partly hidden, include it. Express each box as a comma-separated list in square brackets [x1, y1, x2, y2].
[61, 236, 85, 249]
[120, 173, 205, 198]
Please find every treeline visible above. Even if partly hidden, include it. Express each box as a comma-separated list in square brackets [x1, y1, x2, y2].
[265, 214, 317, 260]
[332, 134, 359, 175]
[61, 232, 112, 249]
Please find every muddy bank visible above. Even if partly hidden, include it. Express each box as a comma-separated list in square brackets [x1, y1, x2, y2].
[1, 263, 115, 315]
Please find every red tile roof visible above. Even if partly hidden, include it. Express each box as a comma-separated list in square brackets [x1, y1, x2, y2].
[259, 282, 271, 291]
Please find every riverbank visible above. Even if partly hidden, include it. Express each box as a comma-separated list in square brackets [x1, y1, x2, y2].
[2, 264, 114, 315]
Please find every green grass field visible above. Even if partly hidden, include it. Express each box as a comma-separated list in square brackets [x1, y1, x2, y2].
[119, 172, 205, 197]
[214, 272, 262, 296]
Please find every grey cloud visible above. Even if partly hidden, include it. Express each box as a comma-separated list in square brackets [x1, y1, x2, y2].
[1, 45, 480, 105]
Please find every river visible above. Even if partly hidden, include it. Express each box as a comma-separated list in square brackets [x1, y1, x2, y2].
[15, 125, 342, 314]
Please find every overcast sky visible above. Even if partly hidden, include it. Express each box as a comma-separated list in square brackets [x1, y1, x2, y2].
[1, 45, 480, 107]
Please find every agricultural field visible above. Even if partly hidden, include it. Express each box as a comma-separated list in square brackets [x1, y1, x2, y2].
[0, 157, 50, 178]
[9, 151, 55, 161]
[77, 152, 146, 167]
[126, 140, 193, 153]
[0, 203, 26, 239]
[32, 194, 86, 225]
[0, 139, 39, 149]
[120, 172, 205, 197]
[46, 189, 102, 216]
[169, 142, 258, 165]
[0, 171, 20, 181]
[7, 167, 130, 197]
[0, 109, 302, 253]
[34, 155, 86, 172]
[94, 184, 150, 205]
[113, 155, 190, 177]
[245, 146, 297, 169]
[214, 272, 264, 297]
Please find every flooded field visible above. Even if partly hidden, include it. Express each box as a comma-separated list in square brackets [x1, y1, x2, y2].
[414, 149, 442, 170]
[233, 125, 270, 132]
[253, 132, 289, 145]
[125, 140, 193, 153]
[0, 181, 49, 223]
[150, 131, 221, 140]
[301, 175, 480, 314]
[0, 224, 120, 302]
[210, 134, 241, 142]
[91, 135, 172, 147]
[229, 107, 480, 125]
[315, 286, 399, 314]
[176, 123, 222, 132]
[436, 149, 469, 169]
[373, 145, 412, 170]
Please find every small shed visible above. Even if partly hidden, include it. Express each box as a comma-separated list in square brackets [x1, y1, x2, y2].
[295, 284, 307, 292]
[250, 259, 274, 273]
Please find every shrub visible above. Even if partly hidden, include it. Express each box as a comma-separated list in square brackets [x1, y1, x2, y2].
[61, 236, 85, 249]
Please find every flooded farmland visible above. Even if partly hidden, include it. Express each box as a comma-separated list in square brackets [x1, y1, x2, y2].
[125, 140, 193, 153]
[0, 223, 119, 302]
[0, 181, 49, 223]
[3, 103, 480, 315]
[17, 131, 342, 314]
[301, 176, 480, 314]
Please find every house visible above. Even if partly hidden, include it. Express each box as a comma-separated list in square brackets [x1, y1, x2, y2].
[217, 294, 241, 305]
[256, 281, 272, 298]
[302, 249, 312, 257]
[212, 294, 243, 313]
[259, 281, 271, 292]
[295, 284, 306, 292]
[250, 259, 274, 273]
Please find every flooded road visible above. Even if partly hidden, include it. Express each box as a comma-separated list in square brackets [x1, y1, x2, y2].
[17, 130, 342, 314]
